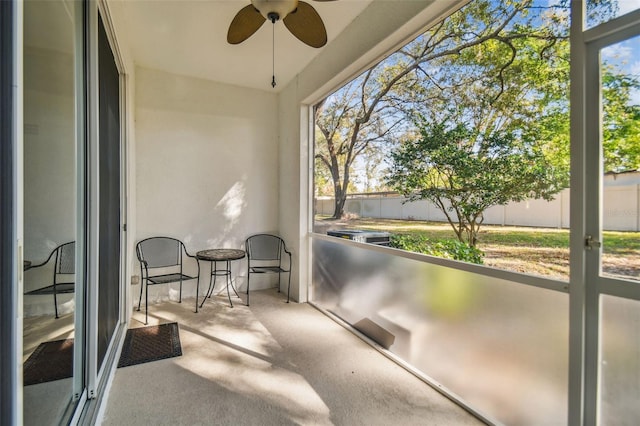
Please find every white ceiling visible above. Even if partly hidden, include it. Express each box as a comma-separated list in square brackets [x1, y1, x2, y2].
[119, 0, 374, 92]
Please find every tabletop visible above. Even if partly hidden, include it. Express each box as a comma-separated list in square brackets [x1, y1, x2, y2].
[196, 248, 246, 262]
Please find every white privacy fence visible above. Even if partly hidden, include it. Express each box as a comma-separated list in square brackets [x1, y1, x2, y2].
[316, 185, 640, 231]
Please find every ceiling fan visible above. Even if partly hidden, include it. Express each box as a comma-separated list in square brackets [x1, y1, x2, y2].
[227, 0, 336, 49]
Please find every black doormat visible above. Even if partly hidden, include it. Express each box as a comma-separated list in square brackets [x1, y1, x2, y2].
[24, 338, 74, 386]
[117, 322, 182, 368]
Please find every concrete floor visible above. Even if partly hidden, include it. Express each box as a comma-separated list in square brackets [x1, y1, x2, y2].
[99, 289, 484, 425]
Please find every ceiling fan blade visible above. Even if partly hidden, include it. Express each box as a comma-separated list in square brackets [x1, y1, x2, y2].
[227, 5, 266, 44]
[283, 1, 327, 48]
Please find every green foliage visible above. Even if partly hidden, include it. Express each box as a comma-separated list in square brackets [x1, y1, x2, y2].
[386, 119, 568, 246]
[602, 69, 640, 173]
[390, 234, 484, 264]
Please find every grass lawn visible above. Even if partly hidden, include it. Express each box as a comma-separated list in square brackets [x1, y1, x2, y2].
[315, 216, 640, 281]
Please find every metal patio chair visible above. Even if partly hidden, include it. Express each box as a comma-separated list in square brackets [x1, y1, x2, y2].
[25, 241, 75, 319]
[245, 234, 292, 306]
[136, 236, 200, 324]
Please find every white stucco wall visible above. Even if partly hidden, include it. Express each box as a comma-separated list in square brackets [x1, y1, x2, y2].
[278, 0, 465, 302]
[133, 67, 280, 303]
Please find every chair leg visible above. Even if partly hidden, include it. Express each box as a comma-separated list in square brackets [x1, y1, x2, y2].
[179, 279, 183, 303]
[145, 281, 149, 325]
[53, 285, 59, 319]
[137, 280, 144, 311]
[277, 272, 281, 293]
[246, 268, 250, 307]
[287, 271, 291, 303]
[195, 276, 200, 313]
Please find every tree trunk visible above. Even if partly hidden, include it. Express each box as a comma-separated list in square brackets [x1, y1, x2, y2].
[333, 186, 346, 219]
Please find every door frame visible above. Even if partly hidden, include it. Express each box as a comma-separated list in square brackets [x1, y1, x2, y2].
[85, 0, 130, 406]
[0, 1, 22, 424]
[570, 5, 640, 425]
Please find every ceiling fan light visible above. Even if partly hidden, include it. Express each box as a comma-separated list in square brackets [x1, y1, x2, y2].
[251, 0, 298, 21]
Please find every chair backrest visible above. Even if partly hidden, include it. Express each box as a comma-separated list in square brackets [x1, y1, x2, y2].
[246, 234, 284, 261]
[55, 241, 75, 274]
[136, 237, 183, 268]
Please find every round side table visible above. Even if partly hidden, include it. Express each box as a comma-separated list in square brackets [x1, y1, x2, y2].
[196, 248, 246, 308]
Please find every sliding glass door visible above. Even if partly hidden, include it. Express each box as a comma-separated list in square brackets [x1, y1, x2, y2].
[22, 0, 84, 423]
[6, 1, 126, 423]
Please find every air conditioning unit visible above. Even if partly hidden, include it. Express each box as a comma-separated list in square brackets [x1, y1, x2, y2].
[327, 229, 391, 246]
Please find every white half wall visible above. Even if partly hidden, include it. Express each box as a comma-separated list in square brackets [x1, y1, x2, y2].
[134, 67, 280, 303]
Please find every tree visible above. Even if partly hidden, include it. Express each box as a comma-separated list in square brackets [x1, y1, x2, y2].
[383, 10, 573, 247]
[359, 146, 388, 192]
[602, 68, 640, 172]
[387, 119, 566, 247]
[385, 4, 636, 248]
[315, 76, 403, 217]
[314, 0, 569, 219]
[313, 155, 334, 197]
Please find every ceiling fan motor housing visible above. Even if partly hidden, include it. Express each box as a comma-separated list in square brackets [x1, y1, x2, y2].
[252, 0, 299, 21]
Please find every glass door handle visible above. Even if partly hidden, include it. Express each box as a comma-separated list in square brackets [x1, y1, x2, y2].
[585, 235, 602, 250]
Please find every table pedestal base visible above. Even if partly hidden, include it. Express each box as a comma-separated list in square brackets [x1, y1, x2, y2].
[199, 259, 240, 308]
[195, 248, 246, 311]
